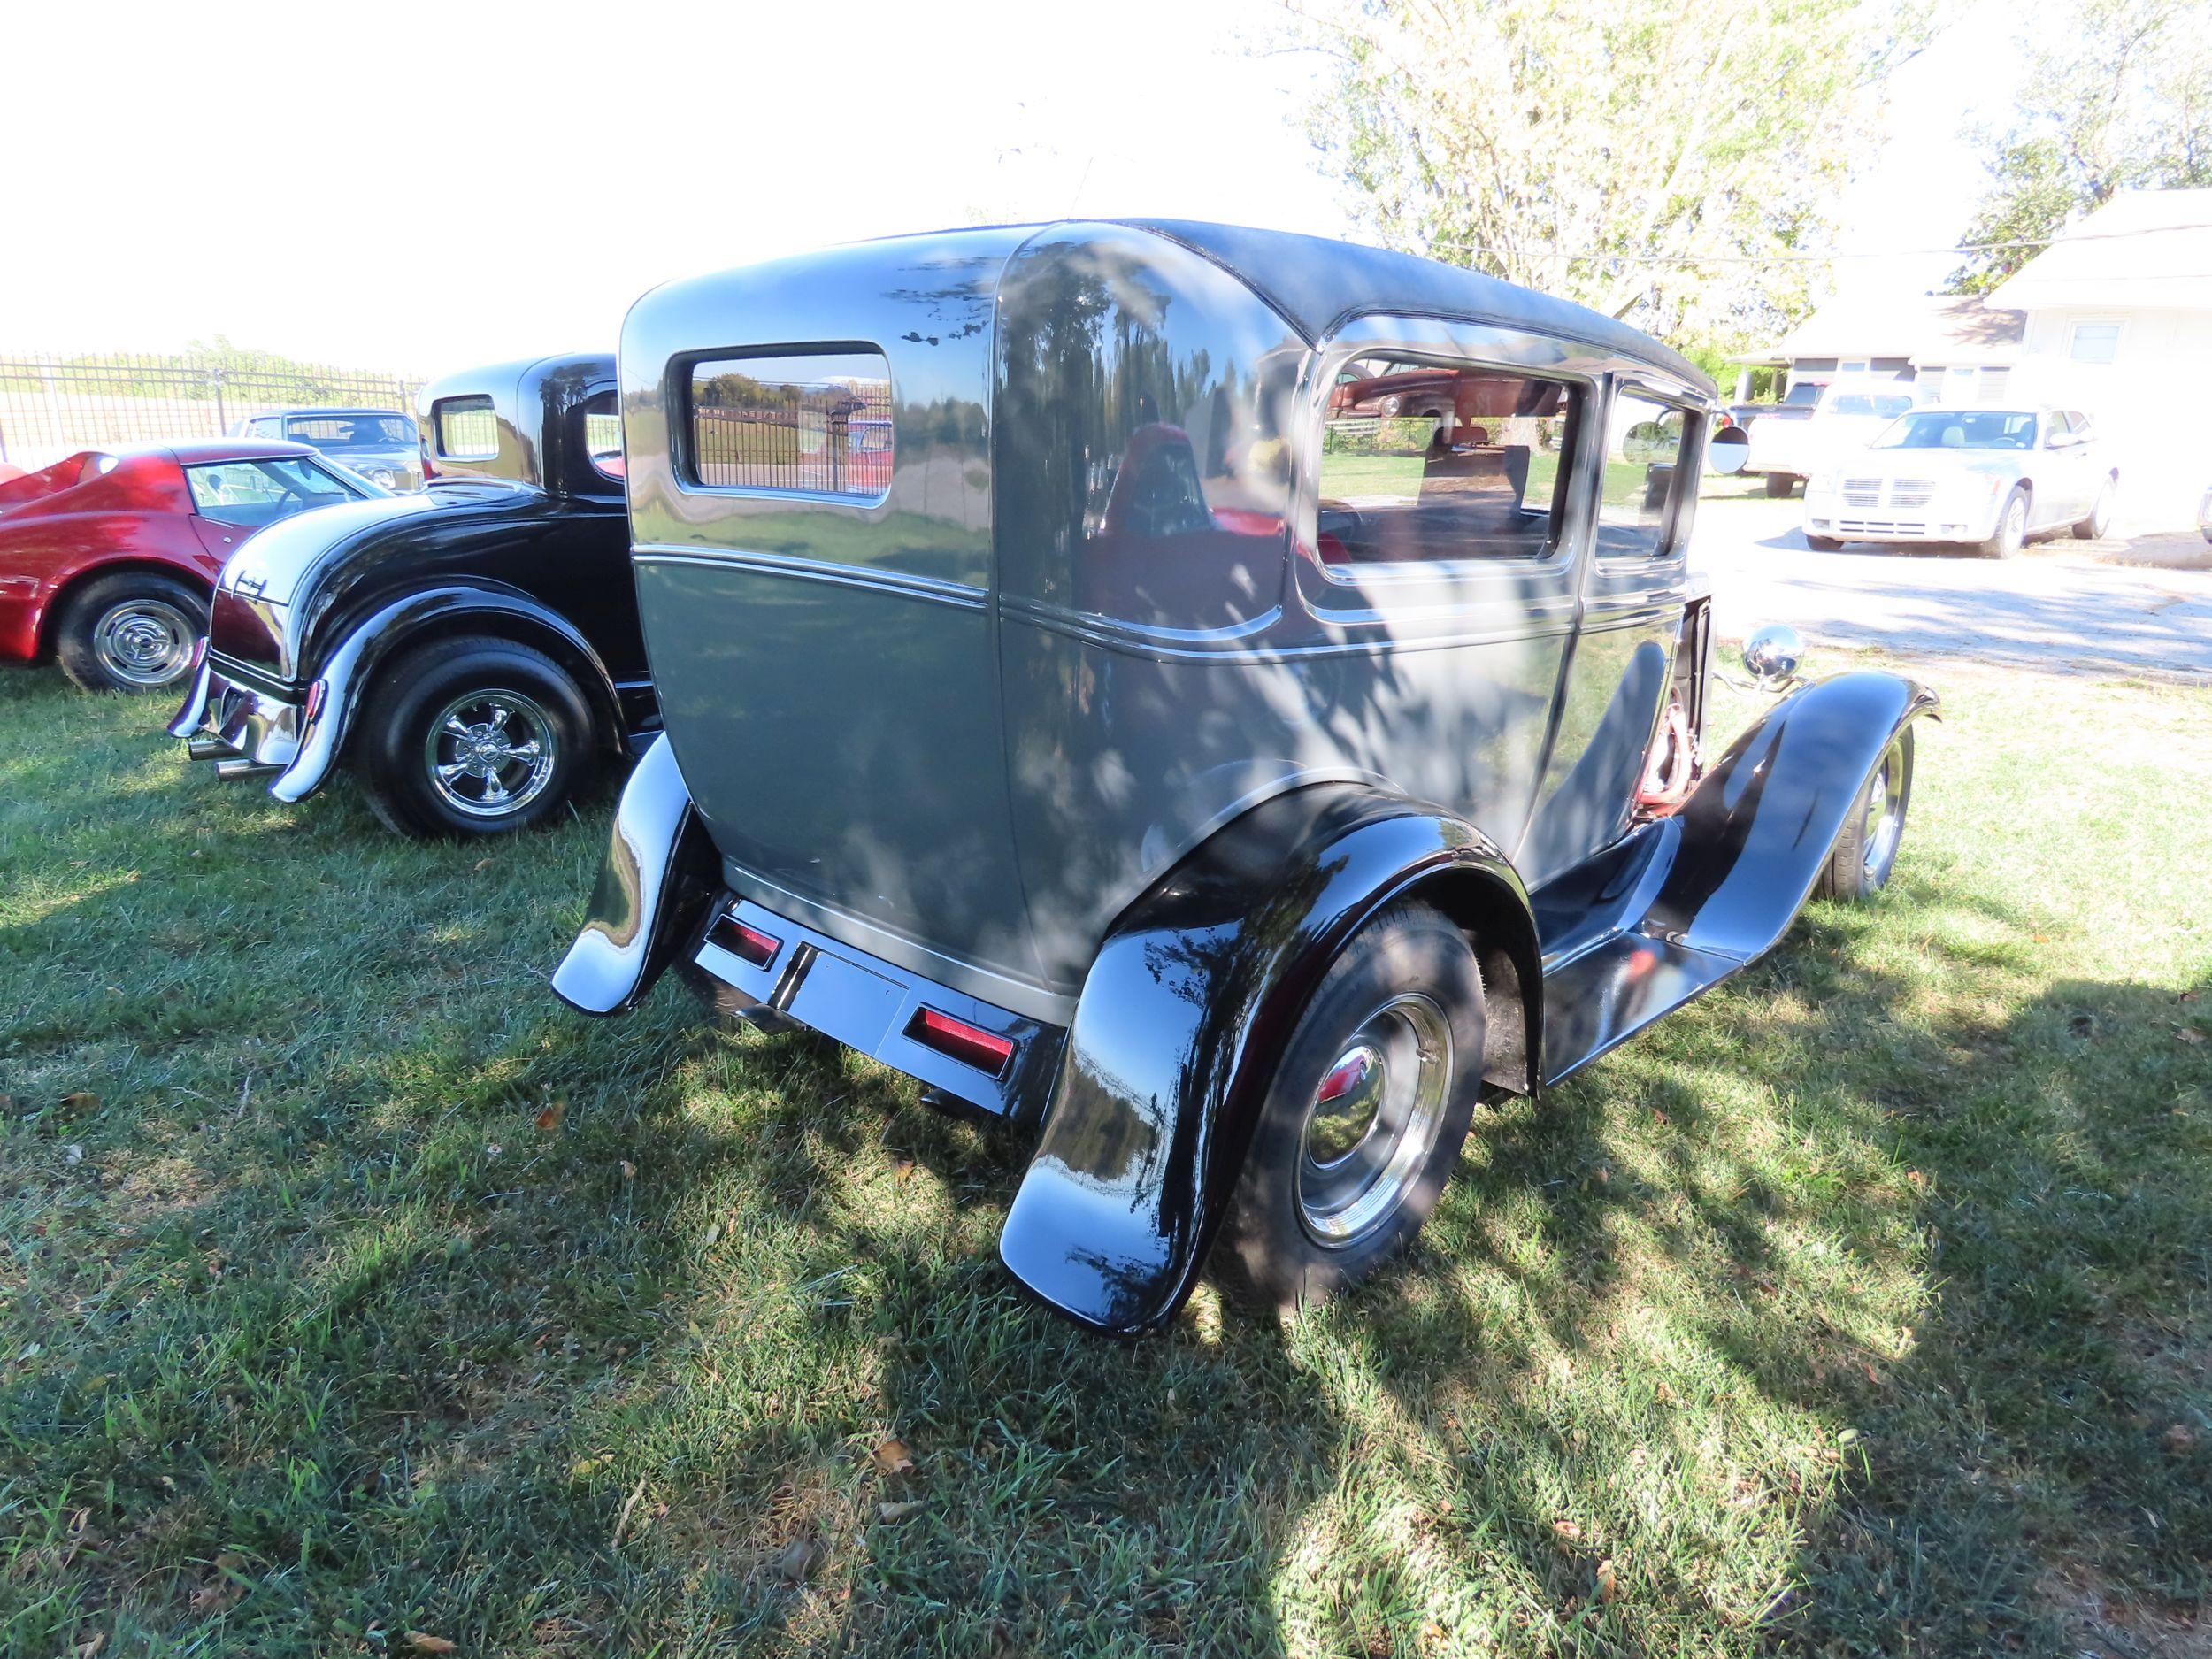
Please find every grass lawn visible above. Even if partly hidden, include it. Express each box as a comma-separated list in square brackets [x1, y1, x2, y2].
[2, 656, 2208, 1657]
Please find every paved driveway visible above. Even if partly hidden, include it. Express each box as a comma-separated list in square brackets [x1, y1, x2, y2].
[1690, 498, 2212, 680]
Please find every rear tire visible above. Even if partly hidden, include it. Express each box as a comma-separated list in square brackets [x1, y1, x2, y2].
[1219, 902, 1485, 1313]
[2072, 476, 2116, 540]
[1978, 488, 2028, 558]
[1804, 534, 1844, 551]
[357, 635, 600, 839]
[1763, 473, 1796, 499]
[52, 571, 206, 693]
[1816, 727, 1913, 902]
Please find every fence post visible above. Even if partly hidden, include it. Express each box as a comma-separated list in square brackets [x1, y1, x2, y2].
[209, 367, 227, 435]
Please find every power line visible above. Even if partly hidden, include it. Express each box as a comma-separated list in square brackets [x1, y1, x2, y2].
[1418, 219, 2212, 268]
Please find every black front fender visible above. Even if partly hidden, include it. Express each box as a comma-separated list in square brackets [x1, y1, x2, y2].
[997, 786, 1536, 1336]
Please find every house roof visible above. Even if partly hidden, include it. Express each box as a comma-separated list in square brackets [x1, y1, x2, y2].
[1990, 188, 2212, 311]
[1731, 293, 2024, 367]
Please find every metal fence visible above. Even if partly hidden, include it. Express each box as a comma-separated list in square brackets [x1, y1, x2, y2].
[0, 353, 426, 469]
[693, 383, 895, 497]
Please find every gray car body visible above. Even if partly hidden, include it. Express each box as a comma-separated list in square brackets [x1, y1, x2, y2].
[618, 219, 1714, 1028]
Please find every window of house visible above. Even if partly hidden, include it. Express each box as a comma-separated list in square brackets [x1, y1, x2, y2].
[1595, 392, 1690, 558]
[2069, 322, 2122, 364]
[434, 395, 500, 460]
[685, 349, 892, 502]
[1315, 357, 1577, 565]
[1839, 358, 1870, 374]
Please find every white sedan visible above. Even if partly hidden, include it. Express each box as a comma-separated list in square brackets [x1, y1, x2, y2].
[1802, 405, 2118, 557]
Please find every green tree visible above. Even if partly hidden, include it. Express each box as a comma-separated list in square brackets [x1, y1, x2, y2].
[1947, 0, 2212, 294]
[1283, 0, 1935, 346]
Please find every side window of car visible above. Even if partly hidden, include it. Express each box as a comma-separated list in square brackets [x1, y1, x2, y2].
[581, 388, 625, 484]
[247, 416, 280, 439]
[187, 458, 357, 526]
[1315, 357, 1577, 565]
[1595, 391, 1691, 558]
[683, 350, 891, 505]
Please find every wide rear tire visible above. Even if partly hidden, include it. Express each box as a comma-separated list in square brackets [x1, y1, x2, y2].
[2072, 476, 2116, 540]
[357, 635, 601, 839]
[1764, 474, 1796, 499]
[1219, 902, 1485, 1313]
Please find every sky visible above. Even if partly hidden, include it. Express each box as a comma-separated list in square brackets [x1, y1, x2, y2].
[0, 0, 2032, 373]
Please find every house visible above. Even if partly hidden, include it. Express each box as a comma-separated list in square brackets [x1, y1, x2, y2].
[1993, 188, 2212, 529]
[1728, 293, 2024, 405]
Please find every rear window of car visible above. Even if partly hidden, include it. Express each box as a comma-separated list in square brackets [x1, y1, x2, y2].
[287, 413, 414, 449]
[433, 395, 500, 461]
[1316, 357, 1578, 565]
[684, 350, 892, 501]
[582, 389, 624, 484]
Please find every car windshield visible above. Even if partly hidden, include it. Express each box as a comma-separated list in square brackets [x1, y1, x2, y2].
[285, 414, 414, 449]
[186, 457, 360, 526]
[1826, 393, 1915, 419]
[1870, 409, 2039, 450]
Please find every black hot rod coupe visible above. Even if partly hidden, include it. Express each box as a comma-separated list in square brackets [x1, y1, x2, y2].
[172, 353, 656, 837]
[554, 222, 1934, 1335]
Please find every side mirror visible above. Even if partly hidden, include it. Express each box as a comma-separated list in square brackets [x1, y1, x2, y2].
[1742, 624, 1805, 689]
[1708, 426, 1750, 474]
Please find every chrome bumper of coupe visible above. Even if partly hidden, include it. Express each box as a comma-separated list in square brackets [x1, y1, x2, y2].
[171, 654, 313, 790]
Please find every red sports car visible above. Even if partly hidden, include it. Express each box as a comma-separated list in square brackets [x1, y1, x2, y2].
[0, 438, 382, 692]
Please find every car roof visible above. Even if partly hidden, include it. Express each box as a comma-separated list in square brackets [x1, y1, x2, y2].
[138, 437, 327, 464]
[257, 407, 411, 420]
[1114, 219, 1712, 392]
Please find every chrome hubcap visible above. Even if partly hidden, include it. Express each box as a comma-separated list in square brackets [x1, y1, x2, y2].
[1296, 994, 1453, 1247]
[1862, 740, 1906, 885]
[92, 598, 194, 687]
[424, 688, 557, 818]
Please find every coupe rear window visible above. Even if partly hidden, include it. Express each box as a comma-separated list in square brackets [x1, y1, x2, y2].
[433, 395, 500, 461]
[685, 350, 892, 500]
[582, 389, 624, 483]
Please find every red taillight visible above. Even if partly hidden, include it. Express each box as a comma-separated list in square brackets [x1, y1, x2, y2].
[189, 635, 208, 670]
[419, 449, 437, 480]
[303, 677, 328, 724]
[708, 913, 781, 968]
[906, 1007, 1016, 1077]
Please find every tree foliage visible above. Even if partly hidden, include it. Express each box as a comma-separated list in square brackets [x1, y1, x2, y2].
[1286, 0, 1932, 347]
[1947, 0, 2212, 294]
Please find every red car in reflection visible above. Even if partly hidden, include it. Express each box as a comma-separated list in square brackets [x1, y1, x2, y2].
[0, 439, 380, 692]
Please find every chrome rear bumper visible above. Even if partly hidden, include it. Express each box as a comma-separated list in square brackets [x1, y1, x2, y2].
[171, 655, 309, 789]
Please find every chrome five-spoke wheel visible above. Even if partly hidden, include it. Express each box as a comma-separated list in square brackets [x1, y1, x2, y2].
[1297, 994, 1454, 1247]
[424, 688, 559, 818]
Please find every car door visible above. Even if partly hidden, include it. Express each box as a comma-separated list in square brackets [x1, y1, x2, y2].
[1517, 378, 1700, 890]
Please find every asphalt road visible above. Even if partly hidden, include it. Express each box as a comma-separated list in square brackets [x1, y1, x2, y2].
[1690, 498, 2212, 680]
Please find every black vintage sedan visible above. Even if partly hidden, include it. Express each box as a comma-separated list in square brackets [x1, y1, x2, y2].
[172, 354, 656, 836]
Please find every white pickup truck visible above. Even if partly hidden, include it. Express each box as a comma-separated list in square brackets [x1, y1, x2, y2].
[1745, 379, 1921, 498]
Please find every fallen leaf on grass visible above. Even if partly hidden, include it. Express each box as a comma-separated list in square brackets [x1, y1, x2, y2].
[60, 1092, 99, 1112]
[877, 1500, 925, 1522]
[1596, 1557, 1618, 1602]
[405, 1636, 458, 1655]
[472, 857, 493, 872]
[2177, 1027, 2205, 1045]
[775, 1537, 822, 1583]
[74, 1634, 105, 1658]
[892, 1156, 916, 1183]
[2162, 1424, 2198, 1453]
[1551, 1518, 1583, 1544]
[534, 1099, 566, 1133]
[872, 1437, 916, 1476]
[619, 1160, 636, 1180]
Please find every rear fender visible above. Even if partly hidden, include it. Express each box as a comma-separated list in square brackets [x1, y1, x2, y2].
[551, 734, 719, 1016]
[998, 784, 1537, 1336]
[271, 583, 625, 803]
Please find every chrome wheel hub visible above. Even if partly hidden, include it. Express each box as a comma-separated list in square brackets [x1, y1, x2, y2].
[92, 598, 194, 687]
[1296, 994, 1453, 1248]
[424, 688, 557, 818]
[1862, 739, 1906, 885]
